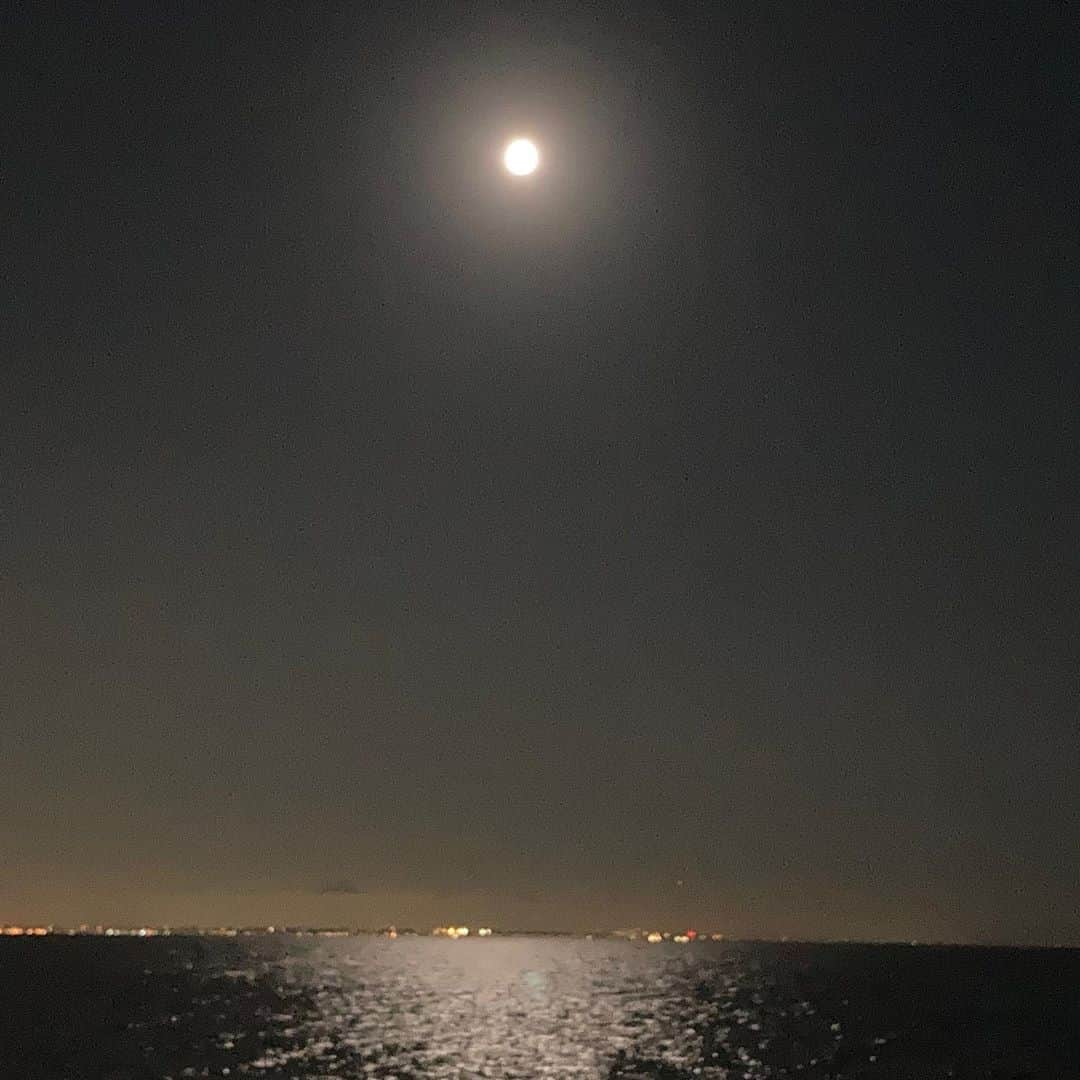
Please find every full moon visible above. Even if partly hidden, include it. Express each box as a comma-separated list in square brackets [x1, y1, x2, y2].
[503, 138, 539, 176]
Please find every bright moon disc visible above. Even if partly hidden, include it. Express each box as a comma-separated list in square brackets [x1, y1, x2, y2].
[504, 138, 539, 176]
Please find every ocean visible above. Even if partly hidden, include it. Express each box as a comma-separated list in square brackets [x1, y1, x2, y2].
[2, 936, 1078, 1078]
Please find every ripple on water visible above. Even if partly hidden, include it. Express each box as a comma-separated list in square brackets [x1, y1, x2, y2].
[3, 936, 1079, 1077]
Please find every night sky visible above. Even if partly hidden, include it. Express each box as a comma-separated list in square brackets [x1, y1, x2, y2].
[4, 2, 1078, 943]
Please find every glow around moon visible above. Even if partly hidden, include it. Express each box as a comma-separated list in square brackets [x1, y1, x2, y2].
[503, 138, 540, 176]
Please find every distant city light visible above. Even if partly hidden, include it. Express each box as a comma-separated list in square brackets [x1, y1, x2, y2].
[432, 925, 472, 939]
[1, 923, 730, 942]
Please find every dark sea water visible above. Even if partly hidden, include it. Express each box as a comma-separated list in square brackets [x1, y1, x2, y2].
[2, 937, 1079, 1079]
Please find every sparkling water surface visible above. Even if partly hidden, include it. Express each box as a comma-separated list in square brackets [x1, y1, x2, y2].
[2, 936, 1079, 1078]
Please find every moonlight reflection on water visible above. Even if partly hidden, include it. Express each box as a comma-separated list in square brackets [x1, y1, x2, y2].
[2, 936, 1079, 1078]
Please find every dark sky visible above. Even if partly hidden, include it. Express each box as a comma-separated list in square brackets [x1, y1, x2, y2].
[3, 1, 1078, 942]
